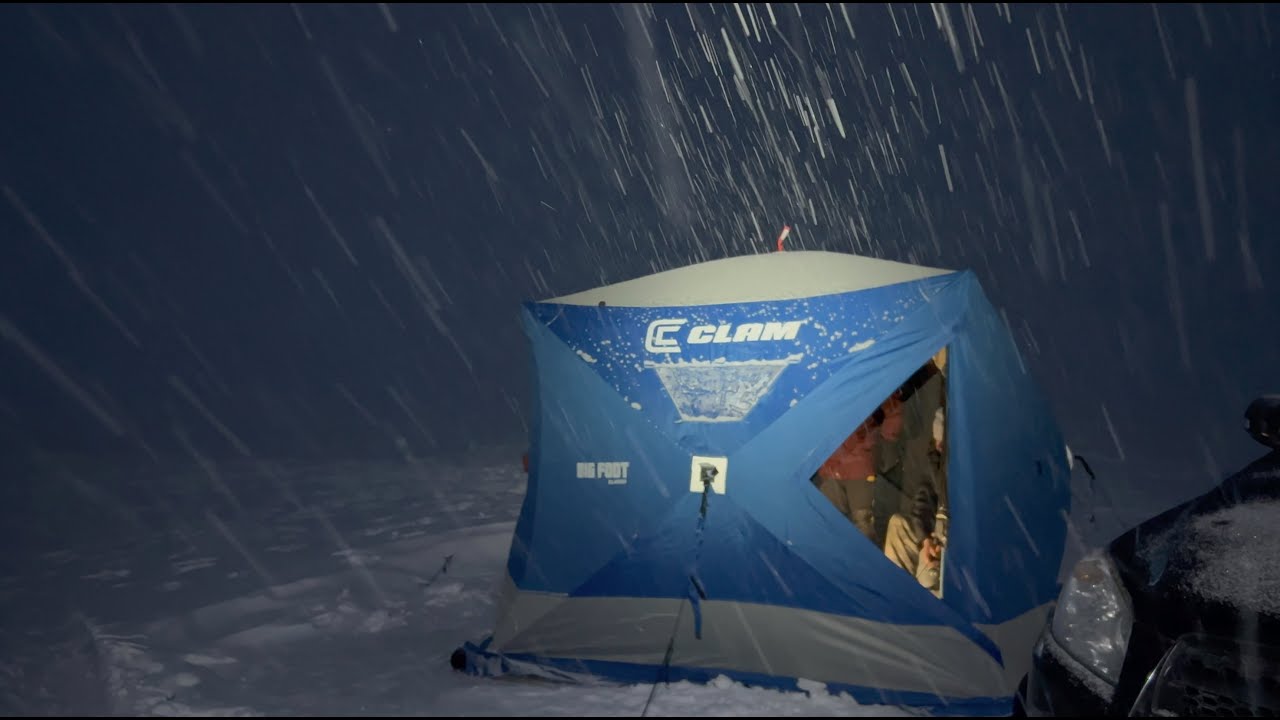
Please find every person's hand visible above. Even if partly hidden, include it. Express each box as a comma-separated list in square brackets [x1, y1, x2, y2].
[920, 536, 942, 569]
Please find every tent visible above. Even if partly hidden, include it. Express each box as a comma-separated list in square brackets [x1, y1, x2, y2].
[461, 250, 1073, 715]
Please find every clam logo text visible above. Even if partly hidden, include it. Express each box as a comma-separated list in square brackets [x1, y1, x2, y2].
[644, 318, 806, 354]
[644, 318, 688, 353]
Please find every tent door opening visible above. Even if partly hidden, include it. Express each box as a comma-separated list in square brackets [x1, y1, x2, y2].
[810, 346, 950, 597]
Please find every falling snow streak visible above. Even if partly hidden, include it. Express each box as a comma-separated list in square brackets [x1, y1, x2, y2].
[1233, 128, 1263, 289]
[1014, 140, 1050, 280]
[4, 187, 141, 348]
[1159, 203, 1192, 371]
[377, 3, 398, 33]
[174, 424, 244, 514]
[376, 217, 477, 381]
[90, 20, 198, 142]
[1101, 403, 1125, 462]
[388, 384, 435, 447]
[180, 150, 249, 235]
[938, 144, 953, 192]
[931, 3, 966, 73]
[303, 185, 358, 265]
[168, 375, 252, 456]
[318, 55, 399, 198]
[0, 313, 126, 436]
[459, 127, 503, 209]
[178, 331, 232, 397]
[1185, 78, 1215, 262]
[205, 509, 279, 592]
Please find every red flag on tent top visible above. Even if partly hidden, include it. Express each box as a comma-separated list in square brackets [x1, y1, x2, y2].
[776, 224, 791, 252]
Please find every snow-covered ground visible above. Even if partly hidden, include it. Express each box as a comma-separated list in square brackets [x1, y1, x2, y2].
[0, 447, 913, 716]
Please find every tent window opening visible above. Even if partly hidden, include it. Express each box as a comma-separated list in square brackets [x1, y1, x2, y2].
[811, 346, 949, 598]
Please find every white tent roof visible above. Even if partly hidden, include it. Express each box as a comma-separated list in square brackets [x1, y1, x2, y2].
[542, 250, 955, 307]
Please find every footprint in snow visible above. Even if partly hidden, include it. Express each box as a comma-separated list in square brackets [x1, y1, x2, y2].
[172, 557, 217, 574]
[182, 653, 238, 667]
[81, 568, 130, 580]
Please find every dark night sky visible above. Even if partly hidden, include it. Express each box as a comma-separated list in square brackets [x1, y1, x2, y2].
[1, 3, 1278, 516]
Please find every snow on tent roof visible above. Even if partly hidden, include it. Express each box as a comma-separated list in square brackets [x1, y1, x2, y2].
[542, 250, 954, 307]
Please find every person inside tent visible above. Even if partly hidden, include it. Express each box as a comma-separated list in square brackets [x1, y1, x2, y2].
[881, 348, 949, 597]
[813, 391, 903, 543]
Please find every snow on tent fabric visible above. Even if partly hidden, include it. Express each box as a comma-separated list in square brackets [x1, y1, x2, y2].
[460, 251, 1072, 715]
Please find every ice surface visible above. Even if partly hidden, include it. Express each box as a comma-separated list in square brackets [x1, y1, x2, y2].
[2, 450, 904, 716]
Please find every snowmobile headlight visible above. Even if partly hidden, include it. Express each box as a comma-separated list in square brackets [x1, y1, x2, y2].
[1051, 549, 1133, 685]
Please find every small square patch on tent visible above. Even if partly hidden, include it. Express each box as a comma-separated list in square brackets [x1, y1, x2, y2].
[690, 456, 727, 495]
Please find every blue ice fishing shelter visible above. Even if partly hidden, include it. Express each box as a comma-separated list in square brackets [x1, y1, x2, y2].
[462, 251, 1073, 715]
